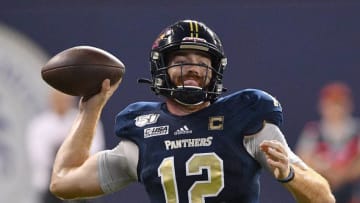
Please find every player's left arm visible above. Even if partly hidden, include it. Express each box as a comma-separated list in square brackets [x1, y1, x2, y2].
[244, 123, 335, 203]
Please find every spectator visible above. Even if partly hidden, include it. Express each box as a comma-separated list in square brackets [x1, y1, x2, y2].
[296, 81, 360, 203]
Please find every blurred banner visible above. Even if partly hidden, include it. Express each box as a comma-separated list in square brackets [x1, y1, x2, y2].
[0, 22, 49, 203]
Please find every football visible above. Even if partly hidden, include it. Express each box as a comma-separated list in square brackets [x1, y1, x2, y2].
[41, 45, 125, 98]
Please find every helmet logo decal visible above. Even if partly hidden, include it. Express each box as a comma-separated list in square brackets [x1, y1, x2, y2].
[152, 33, 165, 49]
[189, 20, 199, 38]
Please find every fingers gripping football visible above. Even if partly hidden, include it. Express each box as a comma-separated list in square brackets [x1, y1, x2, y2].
[79, 78, 122, 112]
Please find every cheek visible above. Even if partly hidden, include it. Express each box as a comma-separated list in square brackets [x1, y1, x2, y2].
[167, 68, 179, 81]
[208, 70, 213, 78]
[205, 70, 213, 82]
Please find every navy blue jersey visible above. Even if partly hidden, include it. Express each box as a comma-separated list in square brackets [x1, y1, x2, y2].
[115, 89, 283, 203]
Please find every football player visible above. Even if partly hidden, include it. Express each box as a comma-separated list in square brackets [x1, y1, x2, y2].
[50, 20, 335, 203]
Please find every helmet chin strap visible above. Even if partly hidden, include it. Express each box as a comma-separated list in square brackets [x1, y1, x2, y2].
[171, 86, 207, 106]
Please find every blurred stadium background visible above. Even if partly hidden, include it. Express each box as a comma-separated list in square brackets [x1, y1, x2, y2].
[0, 0, 359, 202]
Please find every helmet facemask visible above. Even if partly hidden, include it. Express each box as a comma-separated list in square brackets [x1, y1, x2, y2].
[150, 50, 226, 105]
[167, 61, 213, 105]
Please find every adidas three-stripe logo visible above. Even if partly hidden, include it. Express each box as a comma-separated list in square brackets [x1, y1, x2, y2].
[174, 125, 192, 135]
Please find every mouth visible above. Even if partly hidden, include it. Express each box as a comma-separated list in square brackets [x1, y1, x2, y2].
[178, 75, 204, 87]
[183, 79, 200, 86]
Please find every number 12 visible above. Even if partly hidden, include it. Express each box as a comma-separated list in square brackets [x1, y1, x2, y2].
[158, 153, 224, 203]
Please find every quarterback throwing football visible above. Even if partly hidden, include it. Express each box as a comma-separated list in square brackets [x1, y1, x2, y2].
[50, 20, 334, 203]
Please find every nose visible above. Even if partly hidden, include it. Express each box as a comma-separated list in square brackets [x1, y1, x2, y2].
[181, 64, 201, 75]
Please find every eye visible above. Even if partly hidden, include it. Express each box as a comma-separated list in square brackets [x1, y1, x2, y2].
[172, 60, 186, 65]
[198, 62, 210, 67]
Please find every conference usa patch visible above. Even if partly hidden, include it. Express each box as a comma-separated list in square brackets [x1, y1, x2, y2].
[144, 125, 169, 138]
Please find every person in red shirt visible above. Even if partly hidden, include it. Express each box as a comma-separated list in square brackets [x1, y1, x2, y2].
[296, 81, 360, 203]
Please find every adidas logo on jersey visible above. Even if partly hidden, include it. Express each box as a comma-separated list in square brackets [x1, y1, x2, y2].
[174, 125, 192, 135]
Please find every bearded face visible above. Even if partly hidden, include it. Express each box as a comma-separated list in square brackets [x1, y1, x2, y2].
[167, 50, 213, 89]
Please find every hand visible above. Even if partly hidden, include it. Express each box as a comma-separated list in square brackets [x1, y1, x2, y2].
[260, 140, 290, 180]
[79, 78, 122, 112]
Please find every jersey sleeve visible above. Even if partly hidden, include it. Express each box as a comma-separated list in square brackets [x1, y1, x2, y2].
[243, 123, 308, 171]
[98, 139, 139, 194]
[241, 89, 283, 135]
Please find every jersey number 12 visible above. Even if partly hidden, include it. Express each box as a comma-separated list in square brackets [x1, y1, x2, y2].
[158, 152, 224, 203]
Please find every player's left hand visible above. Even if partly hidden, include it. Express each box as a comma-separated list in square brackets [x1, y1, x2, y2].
[260, 140, 291, 180]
